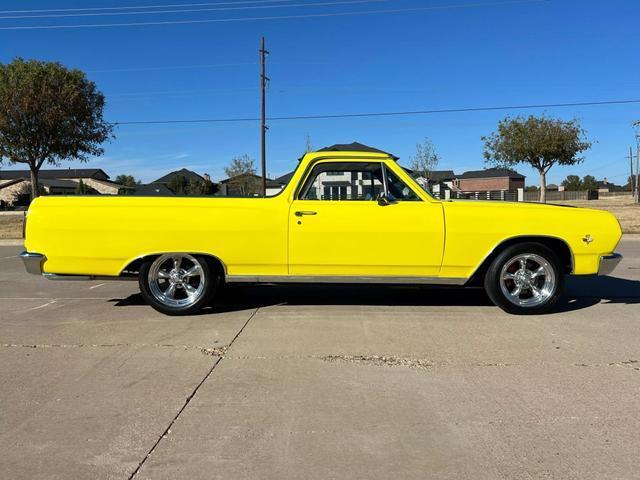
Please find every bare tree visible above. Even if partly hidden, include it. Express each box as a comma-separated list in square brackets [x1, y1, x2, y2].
[224, 154, 261, 196]
[409, 138, 440, 189]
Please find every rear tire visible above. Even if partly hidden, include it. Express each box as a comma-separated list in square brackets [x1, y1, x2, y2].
[139, 253, 217, 316]
[484, 242, 564, 315]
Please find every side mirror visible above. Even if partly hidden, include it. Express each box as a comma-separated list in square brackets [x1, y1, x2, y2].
[377, 192, 397, 206]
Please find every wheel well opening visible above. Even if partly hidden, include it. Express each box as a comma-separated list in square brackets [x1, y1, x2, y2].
[468, 237, 573, 286]
[121, 254, 226, 279]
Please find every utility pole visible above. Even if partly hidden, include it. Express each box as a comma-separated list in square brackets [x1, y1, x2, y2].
[260, 36, 269, 197]
[636, 144, 640, 204]
[629, 147, 635, 197]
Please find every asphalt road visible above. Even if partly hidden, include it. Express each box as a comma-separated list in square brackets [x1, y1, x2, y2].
[1, 239, 639, 480]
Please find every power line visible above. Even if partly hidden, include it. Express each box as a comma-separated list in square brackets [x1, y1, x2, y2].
[113, 99, 640, 125]
[0, 0, 545, 30]
[85, 60, 329, 74]
[86, 62, 257, 73]
[0, 0, 298, 14]
[0, 0, 393, 20]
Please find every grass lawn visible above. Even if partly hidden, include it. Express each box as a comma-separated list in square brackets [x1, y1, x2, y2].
[0, 215, 24, 239]
[552, 195, 640, 234]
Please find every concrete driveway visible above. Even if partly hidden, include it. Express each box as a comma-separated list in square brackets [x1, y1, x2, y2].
[1, 239, 639, 479]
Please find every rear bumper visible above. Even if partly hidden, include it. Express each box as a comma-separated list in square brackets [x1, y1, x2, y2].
[598, 253, 623, 276]
[20, 251, 45, 275]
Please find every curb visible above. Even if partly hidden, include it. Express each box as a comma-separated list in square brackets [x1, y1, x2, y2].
[0, 239, 24, 246]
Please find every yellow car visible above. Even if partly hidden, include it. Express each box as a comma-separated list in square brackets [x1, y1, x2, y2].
[21, 147, 622, 315]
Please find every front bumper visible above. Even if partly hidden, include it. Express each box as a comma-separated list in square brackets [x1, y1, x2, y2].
[20, 251, 45, 275]
[598, 253, 623, 276]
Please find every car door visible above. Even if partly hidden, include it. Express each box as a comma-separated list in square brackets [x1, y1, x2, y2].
[288, 159, 445, 277]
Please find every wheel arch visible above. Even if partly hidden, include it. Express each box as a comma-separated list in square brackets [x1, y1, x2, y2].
[467, 235, 574, 286]
[120, 252, 227, 280]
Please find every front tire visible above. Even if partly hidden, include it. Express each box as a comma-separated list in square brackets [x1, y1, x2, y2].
[484, 243, 564, 315]
[139, 253, 216, 316]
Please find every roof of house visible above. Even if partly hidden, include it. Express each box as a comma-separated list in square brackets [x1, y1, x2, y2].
[428, 170, 456, 182]
[0, 178, 27, 189]
[316, 142, 399, 160]
[152, 168, 205, 184]
[458, 168, 525, 180]
[131, 183, 175, 196]
[220, 173, 281, 188]
[39, 179, 79, 189]
[274, 171, 295, 185]
[0, 168, 110, 181]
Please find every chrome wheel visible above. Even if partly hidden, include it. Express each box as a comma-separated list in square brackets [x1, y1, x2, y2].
[499, 253, 556, 308]
[148, 254, 206, 308]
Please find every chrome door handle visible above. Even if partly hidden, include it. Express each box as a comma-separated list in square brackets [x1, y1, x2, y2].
[295, 211, 317, 217]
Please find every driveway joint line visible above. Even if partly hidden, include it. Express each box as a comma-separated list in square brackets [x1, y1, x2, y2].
[127, 307, 259, 480]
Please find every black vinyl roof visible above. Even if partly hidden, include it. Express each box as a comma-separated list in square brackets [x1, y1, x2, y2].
[317, 142, 399, 160]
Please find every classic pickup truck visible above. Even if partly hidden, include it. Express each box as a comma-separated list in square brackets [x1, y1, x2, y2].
[21, 146, 622, 315]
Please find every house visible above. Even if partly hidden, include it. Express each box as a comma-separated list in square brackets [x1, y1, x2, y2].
[273, 171, 295, 189]
[131, 168, 216, 196]
[0, 168, 124, 206]
[130, 183, 175, 196]
[454, 168, 525, 192]
[218, 173, 282, 197]
[596, 178, 626, 193]
[151, 168, 207, 186]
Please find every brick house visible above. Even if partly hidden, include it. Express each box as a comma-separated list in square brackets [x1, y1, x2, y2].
[455, 168, 525, 192]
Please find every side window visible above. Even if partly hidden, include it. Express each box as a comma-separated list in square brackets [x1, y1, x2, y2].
[299, 162, 384, 201]
[385, 167, 420, 201]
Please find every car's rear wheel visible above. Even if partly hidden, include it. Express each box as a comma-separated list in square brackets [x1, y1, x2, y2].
[139, 253, 216, 315]
[484, 243, 564, 315]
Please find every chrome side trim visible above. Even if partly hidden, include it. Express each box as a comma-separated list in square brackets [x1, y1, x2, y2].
[226, 275, 467, 285]
[43, 273, 137, 281]
[597, 253, 622, 276]
[20, 252, 45, 275]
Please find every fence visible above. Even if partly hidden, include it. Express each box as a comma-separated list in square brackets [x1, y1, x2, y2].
[598, 191, 634, 198]
[432, 190, 521, 201]
[450, 190, 519, 201]
[523, 190, 598, 202]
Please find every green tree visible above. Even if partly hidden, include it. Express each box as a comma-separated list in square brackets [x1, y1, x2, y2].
[115, 174, 140, 188]
[187, 178, 217, 195]
[561, 174, 582, 191]
[75, 179, 88, 194]
[0, 58, 113, 200]
[482, 115, 592, 203]
[74, 179, 97, 194]
[581, 175, 598, 191]
[224, 154, 261, 196]
[169, 175, 188, 194]
[409, 138, 440, 185]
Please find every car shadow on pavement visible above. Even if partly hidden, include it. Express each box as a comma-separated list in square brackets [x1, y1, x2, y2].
[109, 274, 640, 315]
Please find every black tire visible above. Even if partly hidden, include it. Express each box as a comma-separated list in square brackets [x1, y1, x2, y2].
[139, 254, 218, 316]
[484, 242, 564, 315]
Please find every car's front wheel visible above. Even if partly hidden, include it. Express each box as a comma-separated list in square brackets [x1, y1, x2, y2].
[484, 243, 564, 315]
[139, 253, 216, 315]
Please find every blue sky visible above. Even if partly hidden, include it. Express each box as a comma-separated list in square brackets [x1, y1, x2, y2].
[1, 0, 639, 186]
